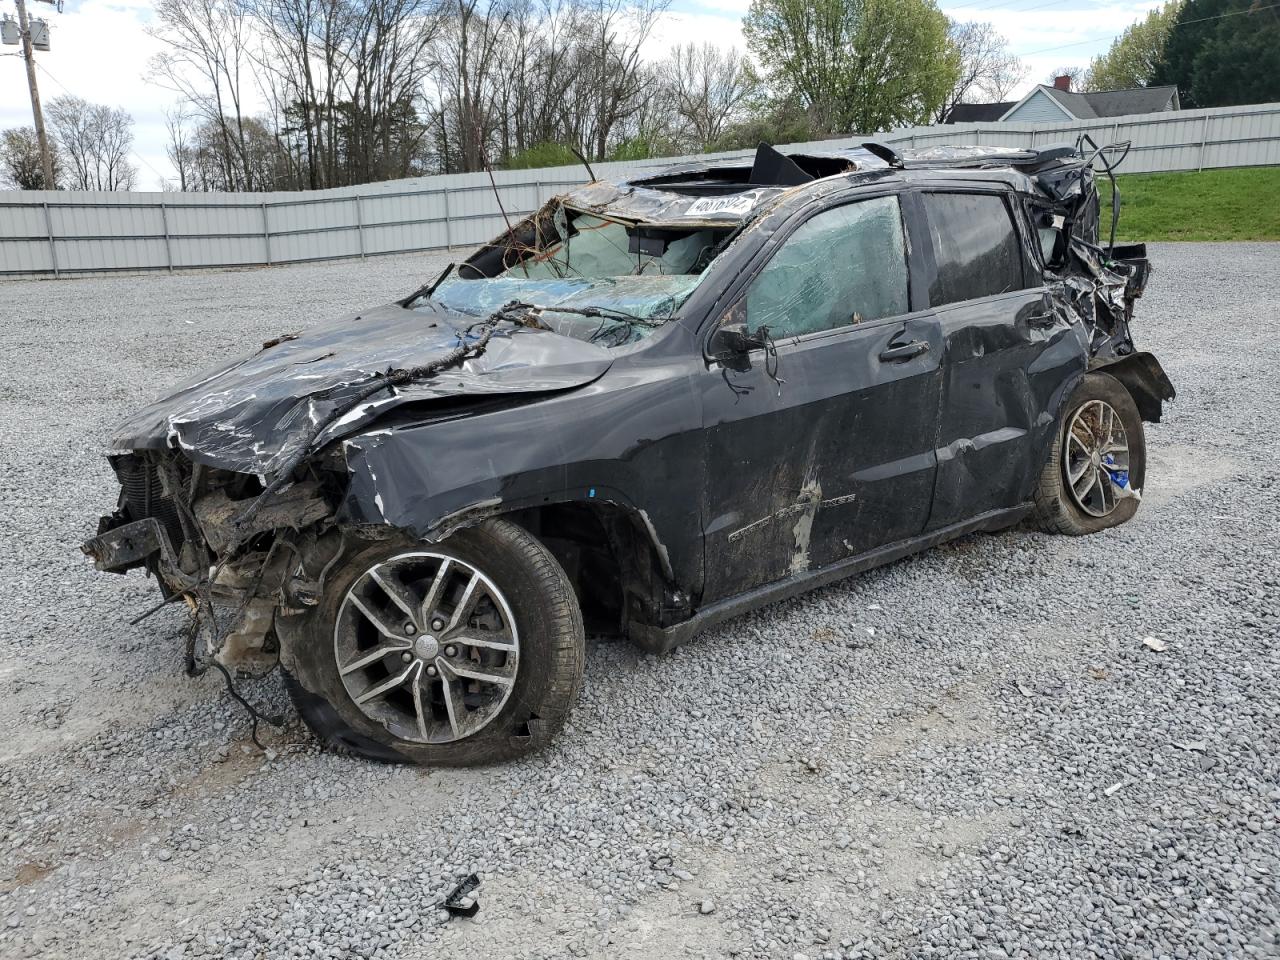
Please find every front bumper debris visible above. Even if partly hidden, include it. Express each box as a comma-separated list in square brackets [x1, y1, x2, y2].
[81, 516, 177, 574]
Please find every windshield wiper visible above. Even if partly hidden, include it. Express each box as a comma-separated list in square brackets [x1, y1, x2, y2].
[403, 262, 455, 307]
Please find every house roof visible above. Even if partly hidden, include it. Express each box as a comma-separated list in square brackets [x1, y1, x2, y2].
[1000, 84, 1180, 121]
[1081, 85, 1179, 117]
[944, 102, 1017, 124]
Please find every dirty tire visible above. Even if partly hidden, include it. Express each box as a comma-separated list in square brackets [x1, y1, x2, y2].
[1032, 371, 1146, 536]
[280, 519, 584, 766]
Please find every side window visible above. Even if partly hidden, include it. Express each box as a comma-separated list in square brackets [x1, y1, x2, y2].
[739, 196, 909, 338]
[921, 192, 1028, 306]
[1027, 202, 1066, 269]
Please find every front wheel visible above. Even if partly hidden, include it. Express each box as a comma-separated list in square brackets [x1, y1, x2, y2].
[280, 519, 585, 765]
[1032, 372, 1146, 536]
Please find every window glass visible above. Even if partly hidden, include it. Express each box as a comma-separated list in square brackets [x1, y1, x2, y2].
[1028, 204, 1065, 269]
[921, 192, 1027, 305]
[740, 196, 909, 338]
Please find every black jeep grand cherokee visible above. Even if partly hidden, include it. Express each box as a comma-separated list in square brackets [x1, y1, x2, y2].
[84, 142, 1174, 765]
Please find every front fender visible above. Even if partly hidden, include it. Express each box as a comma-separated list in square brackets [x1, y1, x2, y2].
[335, 364, 706, 597]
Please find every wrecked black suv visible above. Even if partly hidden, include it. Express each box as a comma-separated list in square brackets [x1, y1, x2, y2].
[84, 142, 1175, 765]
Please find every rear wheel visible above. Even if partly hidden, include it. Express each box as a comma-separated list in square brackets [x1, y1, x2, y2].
[1032, 372, 1146, 536]
[281, 519, 584, 765]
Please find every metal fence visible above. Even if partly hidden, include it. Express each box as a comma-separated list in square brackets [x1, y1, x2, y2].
[2, 100, 1278, 277]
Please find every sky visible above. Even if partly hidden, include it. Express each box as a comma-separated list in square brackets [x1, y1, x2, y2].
[0, 0, 1160, 190]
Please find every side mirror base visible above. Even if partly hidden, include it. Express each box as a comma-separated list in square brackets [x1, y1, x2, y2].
[710, 324, 767, 370]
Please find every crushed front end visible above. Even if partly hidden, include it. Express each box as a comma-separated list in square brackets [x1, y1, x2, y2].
[83, 449, 348, 673]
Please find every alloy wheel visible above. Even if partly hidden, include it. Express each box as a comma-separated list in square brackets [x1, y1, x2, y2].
[1062, 399, 1131, 518]
[334, 552, 519, 744]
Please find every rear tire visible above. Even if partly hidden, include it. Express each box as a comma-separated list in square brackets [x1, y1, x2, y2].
[1032, 372, 1146, 536]
[280, 519, 585, 766]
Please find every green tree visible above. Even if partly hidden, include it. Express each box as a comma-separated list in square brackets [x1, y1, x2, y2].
[710, 93, 821, 151]
[743, 0, 957, 135]
[0, 127, 59, 190]
[505, 142, 582, 170]
[1085, 1, 1183, 92]
[1152, 0, 1280, 107]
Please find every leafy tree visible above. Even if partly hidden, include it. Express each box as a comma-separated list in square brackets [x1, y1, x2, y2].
[1153, 0, 1280, 108]
[607, 136, 655, 161]
[744, 0, 957, 135]
[710, 93, 820, 151]
[506, 142, 581, 169]
[1085, 2, 1183, 92]
[0, 127, 59, 190]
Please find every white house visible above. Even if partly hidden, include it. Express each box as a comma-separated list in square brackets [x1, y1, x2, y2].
[1001, 76, 1180, 122]
[945, 75, 1181, 125]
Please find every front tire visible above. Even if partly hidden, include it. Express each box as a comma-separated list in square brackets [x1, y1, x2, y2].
[280, 519, 585, 766]
[1032, 372, 1146, 536]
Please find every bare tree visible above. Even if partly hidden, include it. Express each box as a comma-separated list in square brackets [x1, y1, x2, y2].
[253, 0, 442, 187]
[936, 20, 1024, 121]
[1045, 65, 1085, 90]
[148, 0, 259, 189]
[46, 96, 138, 190]
[574, 0, 669, 161]
[660, 42, 758, 151]
[164, 104, 197, 190]
[428, 0, 512, 172]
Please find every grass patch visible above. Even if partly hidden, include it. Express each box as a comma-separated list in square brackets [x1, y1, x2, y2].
[1100, 166, 1280, 242]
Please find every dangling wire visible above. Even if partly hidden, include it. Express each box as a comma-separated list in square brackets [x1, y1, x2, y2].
[720, 364, 752, 401]
[759, 325, 786, 397]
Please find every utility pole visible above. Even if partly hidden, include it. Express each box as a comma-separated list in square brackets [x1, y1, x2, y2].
[13, 0, 55, 188]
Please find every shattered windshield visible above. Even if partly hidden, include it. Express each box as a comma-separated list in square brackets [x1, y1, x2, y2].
[431, 274, 701, 347]
[427, 203, 726, 347]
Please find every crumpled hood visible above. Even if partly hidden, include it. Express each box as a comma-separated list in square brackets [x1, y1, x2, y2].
[111, 301, 613, 474]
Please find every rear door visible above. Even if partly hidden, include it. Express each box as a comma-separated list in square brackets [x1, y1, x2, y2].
[696, 193, 943, 603]
[915, 187, 1080, 528]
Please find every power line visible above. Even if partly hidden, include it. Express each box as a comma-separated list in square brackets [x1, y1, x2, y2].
[943, 0, 1071, 16]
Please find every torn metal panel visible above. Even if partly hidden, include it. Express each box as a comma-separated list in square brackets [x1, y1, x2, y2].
[110, 303, 614, 476]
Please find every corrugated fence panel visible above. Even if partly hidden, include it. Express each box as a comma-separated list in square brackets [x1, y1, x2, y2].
[0, 203, 48, 239]
[268, 197, 355, 236]
[166, 203, 263, 239]
[56, 236, 169, 272]
[170, 234, 268, 268]
[48, 202, 159, 239]
[2, 239, 54, 273]
[2, 101, 1277, 277]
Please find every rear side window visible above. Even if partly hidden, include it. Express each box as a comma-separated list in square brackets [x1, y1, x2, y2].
[921, 192, 1027, 306]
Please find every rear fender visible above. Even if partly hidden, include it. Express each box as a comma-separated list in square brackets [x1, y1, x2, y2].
[1092, 352, 1176, 423]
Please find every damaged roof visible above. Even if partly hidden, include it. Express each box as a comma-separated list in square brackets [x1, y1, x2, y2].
[559, 142, 1076, 228]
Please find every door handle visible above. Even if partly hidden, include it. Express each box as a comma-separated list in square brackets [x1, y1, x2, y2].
[879, 340, 929, 362]
[1027, 310, 1056, 328]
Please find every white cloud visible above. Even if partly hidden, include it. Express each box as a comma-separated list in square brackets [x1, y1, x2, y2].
[645, 7, 748, 58]
[942, 0, 1161, 97]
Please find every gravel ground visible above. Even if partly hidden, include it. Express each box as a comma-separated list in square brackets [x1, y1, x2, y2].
[0, 244, 1277, 960]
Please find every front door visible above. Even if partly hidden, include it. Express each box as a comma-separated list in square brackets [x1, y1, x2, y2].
[696, 194, 943, 604]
